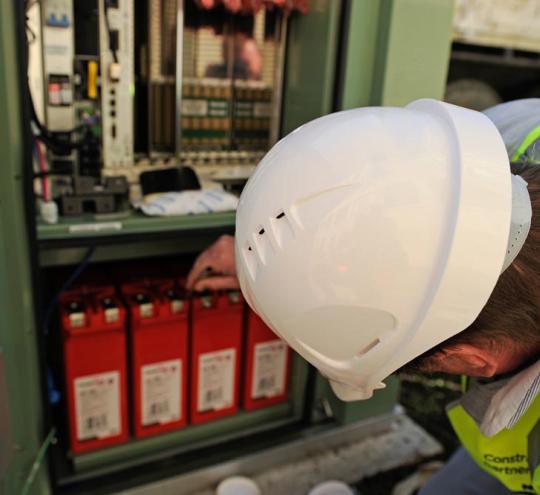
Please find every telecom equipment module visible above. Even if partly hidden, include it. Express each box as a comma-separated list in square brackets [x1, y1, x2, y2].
[27, 0, 291, 219]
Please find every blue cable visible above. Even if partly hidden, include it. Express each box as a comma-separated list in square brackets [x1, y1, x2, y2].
[42, 245, 96, 336]
[43, 246, 96, 404]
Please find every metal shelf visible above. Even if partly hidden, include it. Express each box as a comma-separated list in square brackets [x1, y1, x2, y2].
[37, 211, 236, 266]
[70, 403, 294, 475]
[38, 211, 236, 243]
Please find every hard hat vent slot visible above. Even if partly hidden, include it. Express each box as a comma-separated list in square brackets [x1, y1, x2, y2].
[357, 338, 381, 357]
[254, 224, 272, 264]
[271, 210, 294, 248]
[243, 242, 257, 280]
[291, 306, 395, 361]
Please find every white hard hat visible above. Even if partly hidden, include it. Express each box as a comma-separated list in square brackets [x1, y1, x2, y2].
[235, 99, 521, 401]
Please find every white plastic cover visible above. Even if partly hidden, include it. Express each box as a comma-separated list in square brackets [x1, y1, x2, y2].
[235, 99, 512, 400]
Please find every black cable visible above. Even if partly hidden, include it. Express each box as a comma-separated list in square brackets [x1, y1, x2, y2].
[24, 5, 94, 153]
[33, 170, 73, 178]
[27, 83, 93, 153]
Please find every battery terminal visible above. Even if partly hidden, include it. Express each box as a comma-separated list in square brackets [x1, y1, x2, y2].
[67, 301, 86, 328]
[102, 297, 120, 323]
[135, 293, 154, 318]
[228, 291, 241, 304]
[201, 293, 214, 309]
[167, 290, 184, 314]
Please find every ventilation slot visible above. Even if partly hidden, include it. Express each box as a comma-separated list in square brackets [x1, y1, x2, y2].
[254, 224, 272, 264]
[243, 242, 257, 279]
[357, 338, 380, 357]
[271, 210, 294, 248]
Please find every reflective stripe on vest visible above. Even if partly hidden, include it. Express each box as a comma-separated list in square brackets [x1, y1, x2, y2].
[448, 392, 540, 494]
[512, 125, 540, 162]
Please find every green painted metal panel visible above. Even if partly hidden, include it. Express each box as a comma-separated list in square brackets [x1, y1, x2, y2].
[281, 0, 342, 135]
[0, 1, 50, 494]
[38, 211, 236, 266]
[375, 0, 454, 106]
[39, 237, 221, 267]
[37, 211, 236, 242]
[312, 373, 400, 425]
[339, 0, 382, 110]
[340, 0, 454, 109]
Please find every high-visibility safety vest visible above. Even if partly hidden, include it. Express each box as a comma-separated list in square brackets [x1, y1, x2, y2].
[448, 103, 540, 493]
[448, 392, 540, 494]
[512, 124, 540, 163]
[483, 99, 540, 165]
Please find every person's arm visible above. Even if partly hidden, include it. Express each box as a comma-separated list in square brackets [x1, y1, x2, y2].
[186, 235, 239, 291]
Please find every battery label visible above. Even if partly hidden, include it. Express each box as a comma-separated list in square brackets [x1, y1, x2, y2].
[197, 349, 235, 412]
[209, 100, 228, 117]
[253, 102, 272, 118]
[141, 359, 181, 426]
[252, 340, 287, 399]
[74, 371, 121, 441]
[182, 99, 208, 117]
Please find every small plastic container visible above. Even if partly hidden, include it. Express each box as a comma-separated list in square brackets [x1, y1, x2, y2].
[216, 476, 261, 495]
[308, 480, 356, 495]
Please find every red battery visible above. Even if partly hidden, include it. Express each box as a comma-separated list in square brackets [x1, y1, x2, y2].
[243, 310, 291, 411]
[60, 286, 129, 454]
[190, 291, 243, 425]
[122, 279, 189, 438]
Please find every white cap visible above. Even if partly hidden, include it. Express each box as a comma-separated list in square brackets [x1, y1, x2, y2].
[236, 99, 513, 401]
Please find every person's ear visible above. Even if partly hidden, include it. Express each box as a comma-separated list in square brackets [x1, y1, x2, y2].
[438, 344, 498, 377]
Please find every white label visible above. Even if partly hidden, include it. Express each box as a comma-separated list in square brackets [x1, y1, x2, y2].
[141, 359, 182, 426]
[182, 99, 208, 117]
[69, 222, 122, 233]
[197, 349, 235, 412]
[75, 371, 121, 441]
[252, 340, 287, 399]
[61, 86, 73, 104]
[253, 102, 272, 118]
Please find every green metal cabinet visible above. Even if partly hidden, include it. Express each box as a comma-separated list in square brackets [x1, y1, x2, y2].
[0, 0, 454, 493]
[0, 2, 51, 494]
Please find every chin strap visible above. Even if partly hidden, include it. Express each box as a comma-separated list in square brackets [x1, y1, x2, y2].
[501, 174, 532, 273]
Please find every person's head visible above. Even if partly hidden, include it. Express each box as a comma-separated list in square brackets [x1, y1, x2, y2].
[406, 162, 540, 377]
[240, 38, 262, 80]
[218, 33, 262, 80]
[235, 99, 538, 401]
